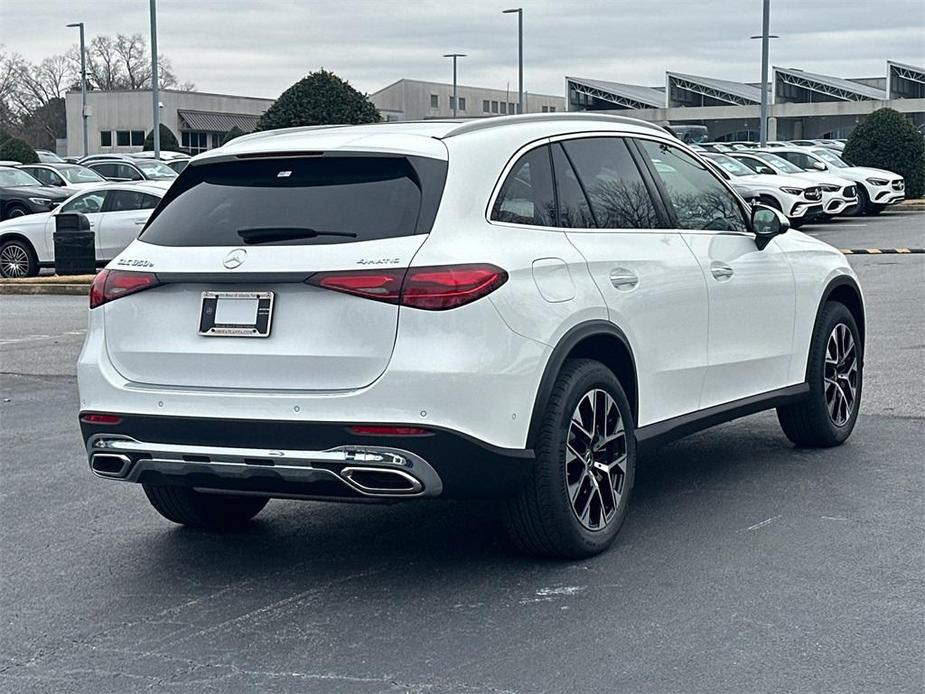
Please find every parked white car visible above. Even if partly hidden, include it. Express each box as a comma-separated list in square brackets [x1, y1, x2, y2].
[78, 114, 865, 558]
[703, 153, 830, 226]
[760, 146, 904, 215]
[729, 151, 859, 217]
[16, 163, 109, 190]
[0, 182, 166, 278]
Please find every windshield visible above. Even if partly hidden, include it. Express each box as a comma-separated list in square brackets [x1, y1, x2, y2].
[141, 155, 447, 247]
[0, 169, 43, 187]
[707, 155, 754, 177]
[58, 166, 106, 184]
[812, 148, 848, 168]
[135, 160, 178, 180]
[755, 153, 803, 174]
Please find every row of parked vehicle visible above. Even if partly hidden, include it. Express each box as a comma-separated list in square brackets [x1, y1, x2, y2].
[690, 139, 905, 224]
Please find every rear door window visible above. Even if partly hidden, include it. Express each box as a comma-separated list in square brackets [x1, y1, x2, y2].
[105, 190, 148, 212]
[551, 144, 595, 228]
[559, 137, 661, 229]
[490, 145, 555, 226]
[141, 156, 447, 246]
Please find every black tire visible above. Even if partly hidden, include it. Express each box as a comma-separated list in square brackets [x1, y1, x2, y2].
[790, 219, 805, 229]
[4, 203, 29, 220]
[502, 359, 636, 559]
[142, 485, 269, 529]
[866, 204, 884, 216]
[777, 302, 862, 447]
[0, 238, 39, 278]
[856, 186, 873, 215]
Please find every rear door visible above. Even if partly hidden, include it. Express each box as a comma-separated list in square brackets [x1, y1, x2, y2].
[97, 189, 159, 259]
[52, 190, 108, 260]
[552, 135, 710, 425]
[635, 139, 796, 407]
[104, 154, 447, 392]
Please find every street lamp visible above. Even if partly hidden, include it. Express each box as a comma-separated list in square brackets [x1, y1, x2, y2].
[149, 0, 160, 157]
[502, 8, 523, 114]
[66, 22, 88, 156]
[750, 0, 779, 145]
[443, 53, 466, 118]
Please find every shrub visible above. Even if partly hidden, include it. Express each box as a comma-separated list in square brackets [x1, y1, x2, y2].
[143, 124, 180, 152]
[257, 69, 380, 131]
[221, 125, 245, 145]
[0, 136, 38, 164]
[844, 108, 925, 198]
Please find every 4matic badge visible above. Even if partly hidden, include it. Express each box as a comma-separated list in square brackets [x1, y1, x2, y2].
[357, 258, 400, 265]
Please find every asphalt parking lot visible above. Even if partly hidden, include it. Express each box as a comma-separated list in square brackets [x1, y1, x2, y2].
[1, 210, 923, 693]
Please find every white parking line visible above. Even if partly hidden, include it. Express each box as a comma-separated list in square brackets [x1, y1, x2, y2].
[0, 330, 86, 346]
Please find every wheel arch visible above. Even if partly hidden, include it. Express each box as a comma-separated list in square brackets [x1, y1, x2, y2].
[527, 321, 638, 448]
[819, 275, 865, 348]
[0, 232, 38, 257]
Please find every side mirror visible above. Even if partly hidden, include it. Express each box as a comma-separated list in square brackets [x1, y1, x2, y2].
[812, 161, 827, 171]
[55, 212, 92, 232]
[751, 204, 789, 250]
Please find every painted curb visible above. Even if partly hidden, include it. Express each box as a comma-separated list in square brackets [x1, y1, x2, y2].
[0, 283, 90, 295]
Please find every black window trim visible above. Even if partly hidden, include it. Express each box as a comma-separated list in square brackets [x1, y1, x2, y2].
[628, 134, 753, 236]
[485, 132, 677, 232]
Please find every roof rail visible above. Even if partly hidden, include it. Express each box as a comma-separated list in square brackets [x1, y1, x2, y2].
[441, 112, 671, 138]
[227, 124, 351, 145]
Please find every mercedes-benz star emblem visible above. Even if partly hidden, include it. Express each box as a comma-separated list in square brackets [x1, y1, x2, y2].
[223, 248, 247, 269]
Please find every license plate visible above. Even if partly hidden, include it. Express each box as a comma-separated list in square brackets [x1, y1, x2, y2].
[199, 291, 274, 337]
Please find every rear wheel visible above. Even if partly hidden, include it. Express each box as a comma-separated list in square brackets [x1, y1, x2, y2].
[143, 485, 269, 529]
[777, 302, 862, 447]
[503, 359, 636, 558]
[0, 238, 38, 278]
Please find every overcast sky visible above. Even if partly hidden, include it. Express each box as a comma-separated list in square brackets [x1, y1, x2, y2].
[2, 0, 924, 98]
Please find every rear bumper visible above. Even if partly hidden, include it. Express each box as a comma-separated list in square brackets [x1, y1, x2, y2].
[81, 414, 533, 500]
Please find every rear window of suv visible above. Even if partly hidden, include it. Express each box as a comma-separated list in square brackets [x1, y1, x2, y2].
[140, 155, 447, 246]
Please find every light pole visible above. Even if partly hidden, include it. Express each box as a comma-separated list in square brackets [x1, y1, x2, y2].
[149, 0, 160, 157]
[66, 22, 88, 156]
[750, 0, 778, 145]
[502, 8, 523, 114]
[443, 53, 465, 117]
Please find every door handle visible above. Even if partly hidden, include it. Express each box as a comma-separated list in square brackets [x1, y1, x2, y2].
[133, 219, 147, 225]
[710, 263, 734, 281]
[609, 268, 639, 290]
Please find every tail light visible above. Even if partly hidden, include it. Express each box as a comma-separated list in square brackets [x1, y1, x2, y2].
[90, 269, 161, 309]
[80, 412, 123, 425]
[307, 264, 507, 311]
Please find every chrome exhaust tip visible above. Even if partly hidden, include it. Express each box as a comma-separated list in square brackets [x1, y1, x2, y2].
[90, 453, 132, 478]
[340, 466, 423, 495]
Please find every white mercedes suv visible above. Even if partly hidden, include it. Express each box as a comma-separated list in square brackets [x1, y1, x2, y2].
[78, 114, 865, 558]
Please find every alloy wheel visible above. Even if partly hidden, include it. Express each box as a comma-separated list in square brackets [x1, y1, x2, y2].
[0, 244, 29, 278]
[566, 389, 627, 531]
[824, 323, 859, 426]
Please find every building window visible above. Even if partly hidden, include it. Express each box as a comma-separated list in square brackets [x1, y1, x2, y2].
[100, 131, 112, 147]
[430, 94, 439, 109]
[181, 131, 209, 154]
[116, 131, 130, 146]
[458, 97, 466, 111]
[549, 107, 556, 113]
[491, 101, 499, 113]
[449, 96, 455, 110]
[130, 130, 144, 146]
[509, 102, 516, 114]
[500, 102, 507, 114]
[482, 100, 490, 113]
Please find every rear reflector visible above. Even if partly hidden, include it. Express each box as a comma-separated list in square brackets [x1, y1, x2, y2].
[90, 269, 161, 309]
[307, 264, 507, 311]
[348, 425, 431, 437]
[80, 413, 123, 425]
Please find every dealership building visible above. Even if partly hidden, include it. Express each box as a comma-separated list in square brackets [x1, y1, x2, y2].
[565, 60, 925, 141]
[63, 89, 274, 156]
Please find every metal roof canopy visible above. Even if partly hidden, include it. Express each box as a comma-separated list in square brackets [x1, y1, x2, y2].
[177, 109, 260, 132]
[887, 61, 925, 99]
[666, 72, 762, 106]
[774, 67, 887, 102]
[566, 76, 665, 109]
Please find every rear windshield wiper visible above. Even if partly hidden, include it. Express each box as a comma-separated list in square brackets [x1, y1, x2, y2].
[236, 227, 358, 244]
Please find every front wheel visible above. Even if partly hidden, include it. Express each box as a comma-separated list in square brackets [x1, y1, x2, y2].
[0, 238, 38, 278]
[503, 359, 636, 558]
[143, 485, 269, 529]
[777, 302, 862, 447]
